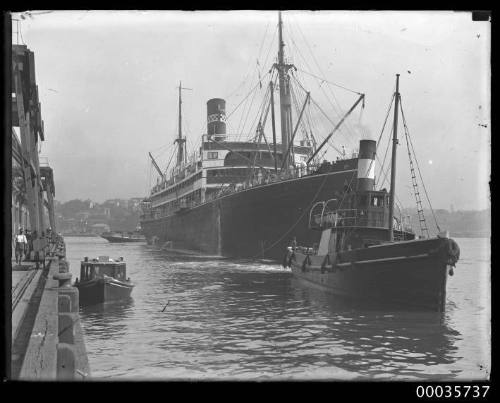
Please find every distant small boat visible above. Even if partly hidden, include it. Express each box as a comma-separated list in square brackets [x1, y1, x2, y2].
[100, 231, 146, 243]
[75, 256, 134, 305]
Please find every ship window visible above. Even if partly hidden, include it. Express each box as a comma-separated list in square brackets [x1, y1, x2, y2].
[208, 152, 218, 160]
[371, 195, 384, 207]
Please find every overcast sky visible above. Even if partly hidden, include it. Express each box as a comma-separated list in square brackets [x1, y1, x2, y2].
[12, 10, 490, 210]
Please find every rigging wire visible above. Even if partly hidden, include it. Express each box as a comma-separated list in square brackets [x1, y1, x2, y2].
[226, 72, 270, 121]
[239, 75, 263, 139]
[224, 31, 269, 101]
[374, 116, 405, 214]
[292, 74, 346, 149]
[250, 172, 331, 258]
[234, 23, 274, 139]
[292, 76, 344, 156]
[377, 120, 394, 188]
[251, 83, 272, 141]
[296, 68, 362, 96]
[257, 21, 271, 65]
[162, 146, 177, 177]
[151, 142, 174, 153]
[295, 69, 336, 154]
[255, 70, 278, 135]
[289, 18, 360, 144]
[373, 92, 396, 185]
[246, 84, 270, 141]
[287, 23, 342, 112]
[226, 24, 271, 102]
[399, 98, 441, 232]
[299, 81, 315, 134]
[290, 83, 302, 134]
[147, 156, 152, 194]
[343, 86, 403, 217]
[254, 21, 271, 89]
[224, 73, 252, 101]
[241, 71, 276, 141]
[261, 21, 278, 73]
[236, 67, 260, 136]
[287, 26, 345, 125]
[290, 81, 311, 141]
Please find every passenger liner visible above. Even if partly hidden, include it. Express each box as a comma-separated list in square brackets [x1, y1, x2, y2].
[140, 12, 366, 260]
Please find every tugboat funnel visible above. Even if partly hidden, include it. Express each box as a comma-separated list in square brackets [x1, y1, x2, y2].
[357, 139, 376, 191]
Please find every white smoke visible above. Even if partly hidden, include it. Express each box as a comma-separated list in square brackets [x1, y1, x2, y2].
[352, 123, 374, 140]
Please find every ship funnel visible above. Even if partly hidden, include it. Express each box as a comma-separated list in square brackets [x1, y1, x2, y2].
[357, 139, 376, 191]
[207, 98, 226, 141]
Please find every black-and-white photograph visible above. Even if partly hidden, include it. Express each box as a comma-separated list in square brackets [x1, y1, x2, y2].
[7, 10, 490, 384]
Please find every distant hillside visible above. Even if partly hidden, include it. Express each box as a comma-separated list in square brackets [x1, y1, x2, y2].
[54, 197, 143, 233]
[54, 198, 490, 238]
[401, 208, 490, 238]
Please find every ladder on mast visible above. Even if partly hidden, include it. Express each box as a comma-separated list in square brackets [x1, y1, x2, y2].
[402, 118, 429, 238]
[408, 157, 429, 237]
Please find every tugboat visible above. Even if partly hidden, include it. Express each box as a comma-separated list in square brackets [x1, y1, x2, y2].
[283, 75, 460, 312]
[75, 256, 135, 305]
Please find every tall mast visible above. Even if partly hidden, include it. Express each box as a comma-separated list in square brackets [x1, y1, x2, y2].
[270, 80, 278, 173]
[176, 81, 184, 166]
[175, 81, 192, 167]
[276, 11, 294, 170]
[388, 74, 400, 242]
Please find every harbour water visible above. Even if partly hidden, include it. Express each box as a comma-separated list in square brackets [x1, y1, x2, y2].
[65, 237, 490, 380]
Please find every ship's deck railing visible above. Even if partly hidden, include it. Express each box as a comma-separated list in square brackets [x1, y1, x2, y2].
[203, 165, 314, 202]
[151, 162, 202, 195]
[149, 152, 356, 199]
[309, 208, 361, 229]
[309, 207, 414, 233]
[310, 208, 385, 230]
[143, 161, 353, 221]
[143, 166, 308, 219]
[202, 133, 313, 146]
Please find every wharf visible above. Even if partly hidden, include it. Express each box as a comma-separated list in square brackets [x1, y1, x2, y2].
[10, 42, 91, 380]
[11, 236, 91, 380]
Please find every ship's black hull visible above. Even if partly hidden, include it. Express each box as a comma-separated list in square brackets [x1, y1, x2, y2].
[290, 237, 455, 312]
[141, 169, 357, 260]
[75, 277, 134, 306]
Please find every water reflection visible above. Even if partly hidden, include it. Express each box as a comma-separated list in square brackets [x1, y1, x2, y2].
[289, 280, 461, 379]
[65, 237, 487, 380]
[80, 298, 135, 338]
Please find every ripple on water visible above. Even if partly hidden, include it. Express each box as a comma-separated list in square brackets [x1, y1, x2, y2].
[66, 237, 490, 380]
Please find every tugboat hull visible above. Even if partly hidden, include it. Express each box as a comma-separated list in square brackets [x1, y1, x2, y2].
[76, 278, 134, 306]
[289, 237, 458, 312]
